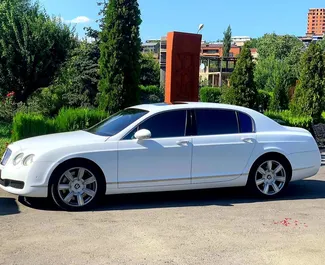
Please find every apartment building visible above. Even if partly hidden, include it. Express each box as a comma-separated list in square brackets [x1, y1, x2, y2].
[307, 8, 325, 36]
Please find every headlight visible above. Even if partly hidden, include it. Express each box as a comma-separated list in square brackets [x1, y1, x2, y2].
[13, 153, 24, 166]
[23, 154, 35, 166]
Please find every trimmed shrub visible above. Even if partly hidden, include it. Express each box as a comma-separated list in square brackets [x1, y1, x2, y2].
[257, 90, 272, 111]
[264, 110, 313, 130]
[200, 87, 222, 103]
[140, 85, 163, 104]
[55, 108, 107, 132]
[12, 112, 56, 141]
[11, 108, 108, 141]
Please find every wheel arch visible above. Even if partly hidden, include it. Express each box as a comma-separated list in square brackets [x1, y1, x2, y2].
[249, 152, 293, 180]
[48, 157, 106, 188]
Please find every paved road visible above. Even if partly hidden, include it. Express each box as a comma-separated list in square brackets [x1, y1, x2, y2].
[1, 169, 325, 265]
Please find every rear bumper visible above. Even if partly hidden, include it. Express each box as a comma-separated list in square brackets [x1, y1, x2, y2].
[288, 150, 321, 181]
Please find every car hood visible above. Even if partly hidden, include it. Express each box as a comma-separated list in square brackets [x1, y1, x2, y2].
[11, 131, 107, 152]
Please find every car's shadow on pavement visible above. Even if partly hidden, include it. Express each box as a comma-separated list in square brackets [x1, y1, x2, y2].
[0, 197, 20, 216]
[95, 179, 325, 211]
[17, 179, 325, 212]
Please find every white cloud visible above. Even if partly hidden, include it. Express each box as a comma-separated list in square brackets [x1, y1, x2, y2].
[67, 16, 91, 24]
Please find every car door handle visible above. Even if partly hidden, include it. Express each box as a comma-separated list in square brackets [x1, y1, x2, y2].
[241, 137, 254, 143]
[176, 140, 190, 145]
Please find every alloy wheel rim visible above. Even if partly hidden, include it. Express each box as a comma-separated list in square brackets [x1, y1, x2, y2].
[255, 160, 286, 196]
[58, 167, 97, 207]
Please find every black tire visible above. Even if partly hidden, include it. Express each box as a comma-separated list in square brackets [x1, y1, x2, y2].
[247, 154, 291, 197]
[49, 160, 105, 211]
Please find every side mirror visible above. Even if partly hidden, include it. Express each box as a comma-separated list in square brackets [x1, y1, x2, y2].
[134, 129, 151, 140]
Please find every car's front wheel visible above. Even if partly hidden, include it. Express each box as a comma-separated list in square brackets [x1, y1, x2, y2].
[248, 155, 291, 197]
[50, 161, 104, 211]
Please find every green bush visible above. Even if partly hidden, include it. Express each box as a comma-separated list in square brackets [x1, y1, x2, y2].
[200, 87, 222, 103]
[140, 85, 163, 104]
[220, 87, 237, 105]
[321, 112, 325, 123]
[257, 90, 272, 111]
[11, 113, 56, 142]
[0, 122, 11, 155]
[55, 108, 107, 132]
[11, 108, 108, 141]
[264, 110, 313, 130]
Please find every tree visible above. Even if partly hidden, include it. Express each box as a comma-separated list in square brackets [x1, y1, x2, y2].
[223, 25, 232, 57]
[0, 0, 76, 102]
[229, 44, 257, 108]
[139, 53, 160, 86]
[98, 0, 142, 112]
[246, 38, 258, 49]
[32, 39, 101, 116]
[253, 34, 304, 111]
[256, 34, 304, 61]
[254, 56, 294, 110]
[269, 61, 293, 111]
[319, 38, 325, 52]
[291, 42, 325, 122]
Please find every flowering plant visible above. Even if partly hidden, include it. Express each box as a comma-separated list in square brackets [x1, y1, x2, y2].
[0, 92, 17, 123]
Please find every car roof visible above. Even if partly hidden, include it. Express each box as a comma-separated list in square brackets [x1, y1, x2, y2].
[132, 102, 254, 114]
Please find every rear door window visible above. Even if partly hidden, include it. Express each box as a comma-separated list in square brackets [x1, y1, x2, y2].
[195, 109, 239, 136]
[238, 112, 254, 133]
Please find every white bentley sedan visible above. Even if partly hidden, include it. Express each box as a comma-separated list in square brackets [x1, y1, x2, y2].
[0, 102, 321, 210]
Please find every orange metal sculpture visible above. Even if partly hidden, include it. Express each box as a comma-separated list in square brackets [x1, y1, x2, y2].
[165, 32, 202, 103]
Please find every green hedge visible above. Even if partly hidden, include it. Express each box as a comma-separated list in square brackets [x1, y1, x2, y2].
[140, 85, 163, 104]
[12, 108, 108, 141]
[12, 113, 56, 141]
[56, 108, 107, 132]
[264, 110, 313, 130]
[200, 87, 222, 103]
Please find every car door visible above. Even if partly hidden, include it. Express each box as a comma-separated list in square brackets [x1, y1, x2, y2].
[191, 108, 256, 184]
[118, 109, 193, 188]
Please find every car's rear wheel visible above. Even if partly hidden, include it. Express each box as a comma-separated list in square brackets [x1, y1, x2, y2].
[50, 161, 104, 211]
[248, 155, 291, 197]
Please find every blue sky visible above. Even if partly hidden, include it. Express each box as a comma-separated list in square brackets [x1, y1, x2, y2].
[38, 0, 325, 41]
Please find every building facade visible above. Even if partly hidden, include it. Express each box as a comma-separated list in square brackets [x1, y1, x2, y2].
[231, 36, 251, 47]
[201, 43, 241, 58]
[141, 39, 160, 60]
[307, 8, 325, 36]
[159, 37, 256, 88]
[159, 37, 167, 88]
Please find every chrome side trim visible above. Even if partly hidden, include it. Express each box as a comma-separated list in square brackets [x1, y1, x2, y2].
[109, 173, 244, 185]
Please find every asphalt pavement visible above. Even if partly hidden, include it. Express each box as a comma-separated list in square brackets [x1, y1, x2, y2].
[1, 168, 325, 265]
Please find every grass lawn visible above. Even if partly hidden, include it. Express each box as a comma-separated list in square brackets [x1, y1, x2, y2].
[0, 122, 11, 156]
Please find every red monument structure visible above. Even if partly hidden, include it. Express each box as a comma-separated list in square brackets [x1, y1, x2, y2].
[165, 32, 202, 103]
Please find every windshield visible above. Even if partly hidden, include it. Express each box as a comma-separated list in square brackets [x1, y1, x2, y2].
[88, 108, 148, 137]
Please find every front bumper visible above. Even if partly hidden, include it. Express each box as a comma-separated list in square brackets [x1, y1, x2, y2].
[0, 161, 54, 198]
